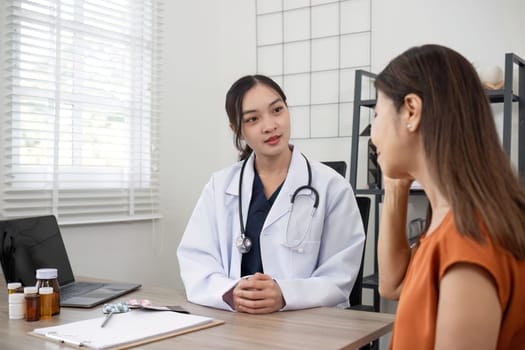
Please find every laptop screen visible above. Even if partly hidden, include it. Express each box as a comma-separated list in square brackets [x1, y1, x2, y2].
[0, 215, 76, 286]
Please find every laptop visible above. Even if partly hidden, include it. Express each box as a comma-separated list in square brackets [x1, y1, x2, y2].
[0, 215, 141, 308]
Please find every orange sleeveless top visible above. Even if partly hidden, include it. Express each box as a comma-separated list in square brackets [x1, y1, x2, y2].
[390, 212, 525, 349]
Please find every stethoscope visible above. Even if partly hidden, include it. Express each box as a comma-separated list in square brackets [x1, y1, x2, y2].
[236, 154, 319, 254]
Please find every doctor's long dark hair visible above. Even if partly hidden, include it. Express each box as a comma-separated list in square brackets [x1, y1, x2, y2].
[225, 75, 288, 160]
[375, 44, 525, 259]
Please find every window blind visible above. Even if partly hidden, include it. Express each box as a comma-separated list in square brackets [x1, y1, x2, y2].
[1, 0, 163, 225]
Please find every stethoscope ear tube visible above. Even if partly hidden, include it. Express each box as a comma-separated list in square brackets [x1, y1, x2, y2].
[291, 185, 319, 208]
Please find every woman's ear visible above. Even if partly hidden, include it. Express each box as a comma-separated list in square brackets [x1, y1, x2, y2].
[403, 93, 422, 132]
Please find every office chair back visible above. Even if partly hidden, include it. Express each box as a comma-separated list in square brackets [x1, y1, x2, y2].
[321, 161, 347, 178]
[349, 196, 371, 307]
[320, 161, 370, 308]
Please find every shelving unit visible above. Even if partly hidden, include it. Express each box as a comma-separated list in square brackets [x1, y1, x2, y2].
[349, 52, 525, 313]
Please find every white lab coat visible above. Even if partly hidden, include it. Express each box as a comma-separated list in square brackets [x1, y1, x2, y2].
[177, 147, 365, 311]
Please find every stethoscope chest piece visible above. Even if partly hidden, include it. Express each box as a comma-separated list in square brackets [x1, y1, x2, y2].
[236, 234, 252, 254]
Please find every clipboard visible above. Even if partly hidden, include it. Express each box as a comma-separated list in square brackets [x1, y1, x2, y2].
[29, 309, 224, 349]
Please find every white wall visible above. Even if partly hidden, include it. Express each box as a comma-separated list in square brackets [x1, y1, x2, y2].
[372, 0, 524, 72]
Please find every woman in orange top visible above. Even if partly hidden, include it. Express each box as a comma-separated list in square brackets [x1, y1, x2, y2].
[372, 44, 525, 349]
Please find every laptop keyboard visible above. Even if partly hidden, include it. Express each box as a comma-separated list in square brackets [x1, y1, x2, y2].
[60, 281, 106, 300]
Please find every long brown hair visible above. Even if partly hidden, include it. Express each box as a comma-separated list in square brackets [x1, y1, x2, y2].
[225, 75, 288, 160]
[375, 44, 525, 259]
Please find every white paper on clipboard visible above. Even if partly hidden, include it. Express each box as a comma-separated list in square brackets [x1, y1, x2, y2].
[31, 309, 218, 349]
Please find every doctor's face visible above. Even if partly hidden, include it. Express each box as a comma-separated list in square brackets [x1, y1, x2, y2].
[240, 84, 291, 160]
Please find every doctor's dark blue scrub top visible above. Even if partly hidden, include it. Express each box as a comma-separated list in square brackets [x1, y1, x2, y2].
[241, 168, 282, 277]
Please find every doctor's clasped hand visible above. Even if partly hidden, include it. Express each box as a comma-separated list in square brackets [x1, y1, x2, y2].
[232, 273, 284, 314]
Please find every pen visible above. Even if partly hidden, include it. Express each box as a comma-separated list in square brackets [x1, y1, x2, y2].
[45, 332, 83, 346]
[100, 311, 114, 328]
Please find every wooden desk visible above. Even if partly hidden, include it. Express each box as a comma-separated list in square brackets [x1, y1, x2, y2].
[0, 284, 394, 349]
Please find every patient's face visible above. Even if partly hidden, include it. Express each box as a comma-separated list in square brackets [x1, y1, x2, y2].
[371, 90, 413, 179]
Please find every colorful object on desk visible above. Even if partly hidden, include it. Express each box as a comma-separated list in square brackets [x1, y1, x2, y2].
[127, 299, 152, 308]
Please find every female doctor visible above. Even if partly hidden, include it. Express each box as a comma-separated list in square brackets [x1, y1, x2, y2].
[177, 75, 365, 314]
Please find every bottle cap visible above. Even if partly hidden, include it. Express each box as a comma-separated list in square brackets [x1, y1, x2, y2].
[36, 268, 58, 279]
[7, 282, 22, 289]
[39, 287, 54, 295]
[24, 286, 38, 294]
[8, 293, 25, 303]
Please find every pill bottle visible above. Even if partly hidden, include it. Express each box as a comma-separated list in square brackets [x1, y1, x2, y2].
[8, 293, 25, 320]
[7, 282, 22, 294]
[35, 268, 60, 315]
[39, 287, 54, 320]
[24, 286, 40, 322]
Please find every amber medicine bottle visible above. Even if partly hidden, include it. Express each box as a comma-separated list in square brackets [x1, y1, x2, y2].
[35, 268, 60, 315]
[24, 286, 40, 322]
[39, 287, 53, 320]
